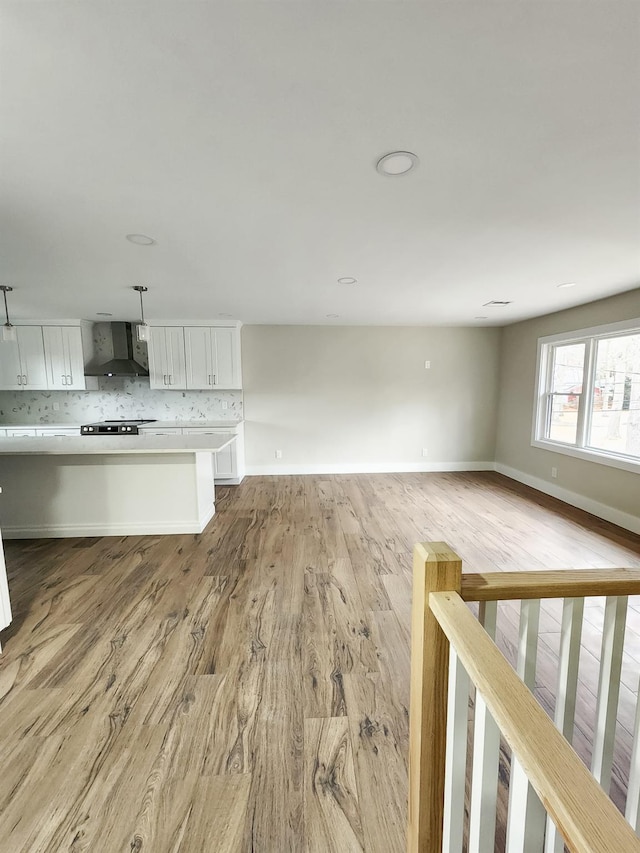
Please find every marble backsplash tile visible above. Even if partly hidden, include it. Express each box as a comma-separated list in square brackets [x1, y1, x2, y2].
[0, 381, 243, 425]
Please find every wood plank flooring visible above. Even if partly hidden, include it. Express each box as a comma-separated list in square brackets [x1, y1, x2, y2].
[1, 472, 640, 852]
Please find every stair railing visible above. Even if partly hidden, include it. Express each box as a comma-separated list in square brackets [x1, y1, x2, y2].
[408, 542, 640, 853]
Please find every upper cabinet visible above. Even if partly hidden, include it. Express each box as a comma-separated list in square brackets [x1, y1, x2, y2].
[148, 327, 188, 389]
[0, 326, 48, 390]
[0, 324, 93, 392]
[184, 326, 241, 389]
[42, 326, 86, 390]
[150, 325, 242, 390]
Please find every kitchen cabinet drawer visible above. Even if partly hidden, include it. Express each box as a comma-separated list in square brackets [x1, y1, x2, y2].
[5, 428, 37, 436]
[36, 427, 80, 436]
[138, 427, 184, 435]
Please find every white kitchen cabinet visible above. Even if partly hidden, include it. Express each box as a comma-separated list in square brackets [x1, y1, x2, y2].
[182, 427, 240, 481]
[42, 326, 86, 390]
[149, 327, 187, 389]
[0, 326, 48, 390]
[36, 427, 80, 436]
[5, 428, 37, 436]
[184, 327, 241, 390]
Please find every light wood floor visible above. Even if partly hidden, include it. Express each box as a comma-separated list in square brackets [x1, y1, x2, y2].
[1, 472, 639, 852]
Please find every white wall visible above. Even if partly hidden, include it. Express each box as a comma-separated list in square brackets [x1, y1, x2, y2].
[495, 287, 640, 532]
[242, 325, 500, 474]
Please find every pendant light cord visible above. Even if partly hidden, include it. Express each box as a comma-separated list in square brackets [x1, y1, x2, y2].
[138, 288, 145, 324]
[1, 286, 12, 326]
[133, 285, 148, 325]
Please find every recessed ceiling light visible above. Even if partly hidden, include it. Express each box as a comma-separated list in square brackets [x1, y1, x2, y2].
[337, 277, 358, 285]
[126, 233, 156, 246]
[96, 312, 113, 317]
[218, 312, 233, 318]
[483, 300, 513, 307]
[475, 316, 489, 320]
[326, 313, 340, 319]
[557, 282, 577, 289]
[376, 151, 419, 176]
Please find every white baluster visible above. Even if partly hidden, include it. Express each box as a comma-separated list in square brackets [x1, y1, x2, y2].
[591, 596, 627, 791]
[506, 599, 546, 853]
[626, 675, 640, 832]
[443, 645, 470, 853]
[545, 597, 584, 853]
[469, 600, 500, 853]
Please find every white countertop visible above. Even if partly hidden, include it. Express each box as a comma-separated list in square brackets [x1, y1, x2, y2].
[0, 433, 236, 456]
[0, 419, 243, 431]
[140, 420, 243, 429]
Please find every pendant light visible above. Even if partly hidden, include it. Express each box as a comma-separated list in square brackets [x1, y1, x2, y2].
[0, 286, 17, 342]
[133, 285, 151, 342]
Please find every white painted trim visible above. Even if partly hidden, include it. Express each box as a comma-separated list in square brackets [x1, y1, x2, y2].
[495, 462, 640, 536]
[537, 316, 640, 346]
[3, 504, 217, 540]
[198, 502, 216, 531]
[245, 461, 495, 476]
[531, 438, 640, 475]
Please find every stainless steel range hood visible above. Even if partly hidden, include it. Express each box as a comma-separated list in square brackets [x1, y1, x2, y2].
[85, 322, 149, 377]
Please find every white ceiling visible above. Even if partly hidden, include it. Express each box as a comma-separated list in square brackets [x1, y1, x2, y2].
[1, 1, 639, 326]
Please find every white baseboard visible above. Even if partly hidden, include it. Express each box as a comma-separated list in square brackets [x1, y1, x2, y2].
[495, 462, 640, 536]
[4, 507, 217, 540]
[245, 461, 495, 476]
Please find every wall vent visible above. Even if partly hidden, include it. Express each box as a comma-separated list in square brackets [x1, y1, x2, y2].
[483, 300, 513, 307]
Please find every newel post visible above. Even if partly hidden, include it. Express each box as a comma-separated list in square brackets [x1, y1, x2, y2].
[407, 542, 462, 853]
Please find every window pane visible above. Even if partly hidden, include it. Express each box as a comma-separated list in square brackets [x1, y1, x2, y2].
[548, 394, 579, 444]
[588, 333, 640, 459]
[551, 343, 585, 393]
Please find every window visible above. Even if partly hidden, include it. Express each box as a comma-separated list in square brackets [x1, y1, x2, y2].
[533, 318, 640, 472]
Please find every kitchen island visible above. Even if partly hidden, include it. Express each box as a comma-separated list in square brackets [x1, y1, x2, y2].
[0, 433, 236, 538]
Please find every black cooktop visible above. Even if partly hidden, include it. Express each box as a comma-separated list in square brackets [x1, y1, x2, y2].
[81, 419, 157, 435]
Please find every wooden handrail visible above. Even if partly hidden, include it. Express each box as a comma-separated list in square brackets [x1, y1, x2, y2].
[407, 542, 462, 853]
[429, 590, 640, 853]
[461, 568, 640, 602]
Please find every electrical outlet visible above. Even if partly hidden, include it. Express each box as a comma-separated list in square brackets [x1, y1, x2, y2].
[551, 467, 558, 479]
[275, 450, 282, 459]
[422, 448, 428, 457]
[221, 401, 228, 410]
[424, 360, 431, 369]
[52, 402, 60, 411]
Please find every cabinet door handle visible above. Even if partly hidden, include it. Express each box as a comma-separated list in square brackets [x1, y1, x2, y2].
[163, 374, 167, 385]
[169, 374, 173, 385]
[22, 374, 27, 385]
[208, 374, 212, 385]
[17, 374, 22, 385]
[62, 374, 67, 386]
[67, 374, 72, 385]
[213, 374, 217, 385]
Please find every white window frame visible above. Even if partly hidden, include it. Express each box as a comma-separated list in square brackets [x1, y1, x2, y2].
[532, 316, 640, 475]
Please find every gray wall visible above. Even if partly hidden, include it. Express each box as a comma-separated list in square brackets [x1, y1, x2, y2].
[495, 287, 640, 520]
[242, 325, 501, 472]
